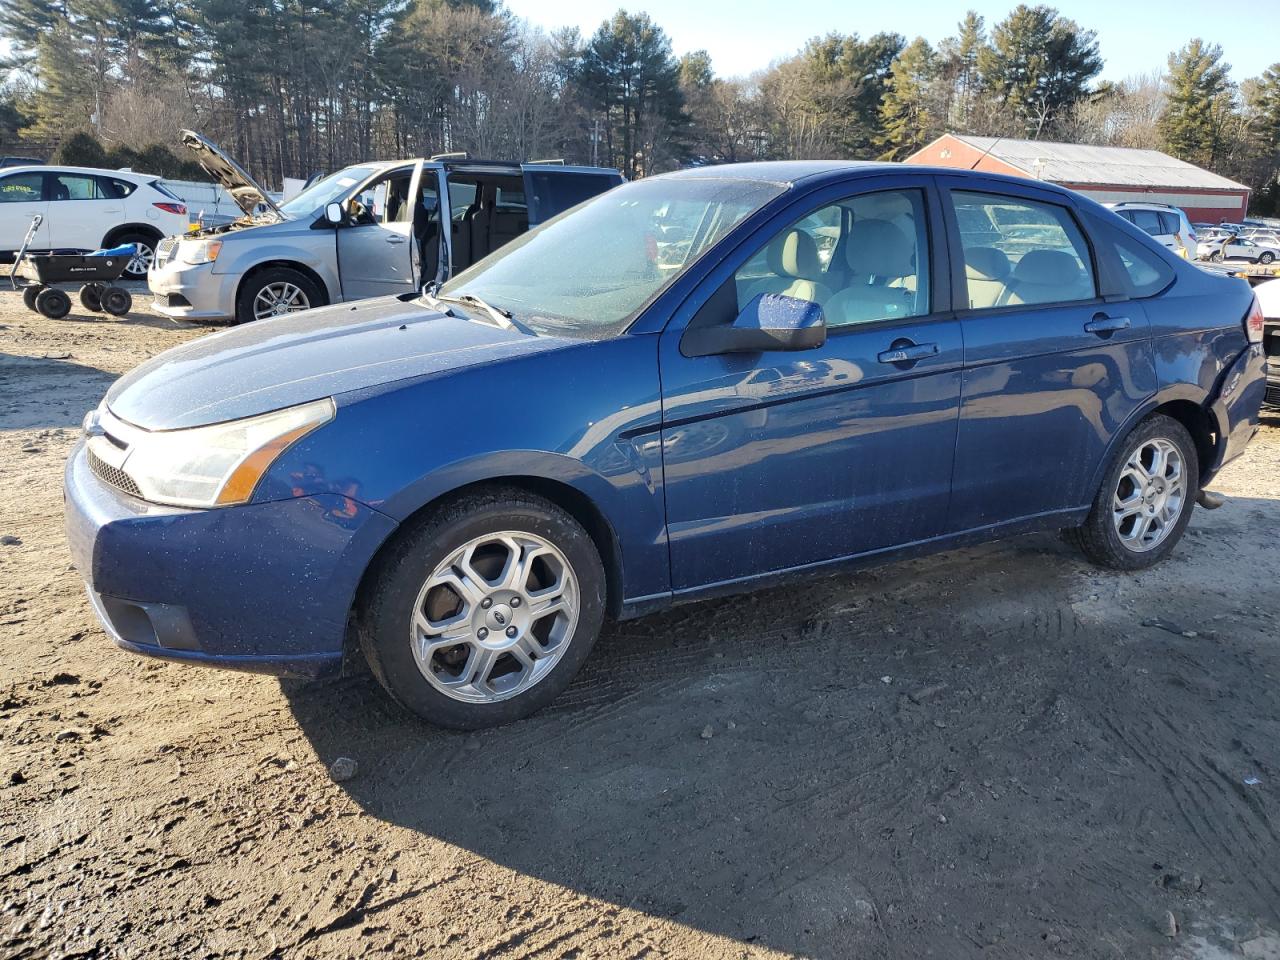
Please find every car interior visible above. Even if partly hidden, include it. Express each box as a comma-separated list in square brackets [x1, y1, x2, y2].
[727, 187, 1099, 327]
[447, 173, 529, 271]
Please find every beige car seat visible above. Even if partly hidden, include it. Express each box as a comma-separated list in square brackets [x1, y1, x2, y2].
[963, 246, 1012, 308]
[742, 229, 833, 306]
[998, 249, 1093, 306]
[824, 219, 919, 326]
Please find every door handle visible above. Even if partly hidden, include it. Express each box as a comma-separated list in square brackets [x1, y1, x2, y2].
[386, 235, 407, 244]
[1084, 315, 1131, 335]
[878, 342, 939, 364]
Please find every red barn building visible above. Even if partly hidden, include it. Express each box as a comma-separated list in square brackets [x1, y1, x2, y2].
[906, 134, 1250, 224]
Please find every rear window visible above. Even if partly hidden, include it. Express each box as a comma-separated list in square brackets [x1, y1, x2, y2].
[525, 172, 619, 225]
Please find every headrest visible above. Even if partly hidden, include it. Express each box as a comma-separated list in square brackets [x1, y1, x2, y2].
[845, 218, 914, 278]
[964, 246, 1011, 282]
[767, 228, 822, 281]
[1012, 249, 1082, 285]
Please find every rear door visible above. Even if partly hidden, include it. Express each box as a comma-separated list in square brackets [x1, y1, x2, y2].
[940, 178, 1156, 532]
[522, 168, 622, 226]
[0, 171, 50, 251]
[47, 172, 126, 250]
[336, 160, 424, 299]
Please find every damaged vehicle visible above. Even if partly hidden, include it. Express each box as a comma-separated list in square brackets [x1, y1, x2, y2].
[148, 130, 623, 324]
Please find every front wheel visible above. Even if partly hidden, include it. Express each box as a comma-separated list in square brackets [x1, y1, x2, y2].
[1066, 414, 1199, 570]
[357, 488, 606, 729]
[234, 267, 321, 325]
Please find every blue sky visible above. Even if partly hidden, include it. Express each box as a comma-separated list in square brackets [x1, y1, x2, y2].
[503, 0, 1276, 83]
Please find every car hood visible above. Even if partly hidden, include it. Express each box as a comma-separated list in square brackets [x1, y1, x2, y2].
[179, 129, 284, 221]
[105, 297, 576, 430]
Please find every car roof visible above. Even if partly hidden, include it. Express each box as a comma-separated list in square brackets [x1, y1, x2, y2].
[0, 164, 156, 181]
[343, 159, 619, 176]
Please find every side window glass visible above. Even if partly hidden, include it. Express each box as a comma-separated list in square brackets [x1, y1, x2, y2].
[731, 188, 930, 328]
[50, 174, 99, 201]
[1158, 212, 1181, 236]
[0, 173, 43, 203]
[951, 190, 1096, 309]
[525, 172, 614, 225]
[1131, 210, 1163, 236]
[448, 181, 477, 221]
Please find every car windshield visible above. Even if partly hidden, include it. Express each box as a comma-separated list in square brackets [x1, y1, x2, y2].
[278, 165, 381, 218]
[438, 176, 787, 338]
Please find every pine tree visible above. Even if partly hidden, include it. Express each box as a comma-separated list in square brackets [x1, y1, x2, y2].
[979, 5, 1102, 138]
[879, 38, 938, 160]
[1159, 39, 1234, 168]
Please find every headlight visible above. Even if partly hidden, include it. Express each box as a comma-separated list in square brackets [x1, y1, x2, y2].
[90, 398, 335, 508]
[179, 238, 222, 265]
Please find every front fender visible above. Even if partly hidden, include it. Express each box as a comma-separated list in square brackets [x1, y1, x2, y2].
[213, 235, 340, 302]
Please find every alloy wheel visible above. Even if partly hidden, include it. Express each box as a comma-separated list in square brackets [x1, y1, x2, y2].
[1111, 437, 1186, 552]
[410, 531, 580, 704]
[123, 242, 154, 277]
[252, 281, 311, 320]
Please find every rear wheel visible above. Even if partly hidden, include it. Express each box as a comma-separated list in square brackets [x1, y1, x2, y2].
[1067, 414, 1198, 570]
[357, 488, 606, 729]
[1260, 251, 1275, 265]
[22, 285, 42, 312]
[235, 267, 322, 325]
[114, 231, 159, 278]
[34, 287, 71, 319]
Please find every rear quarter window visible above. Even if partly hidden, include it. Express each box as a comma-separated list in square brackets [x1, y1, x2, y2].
[526, 172, 620, 225]
[1095, 223, 1176, 298]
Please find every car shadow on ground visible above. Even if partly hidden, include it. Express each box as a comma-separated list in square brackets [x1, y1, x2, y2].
[280, 518, 1280, 958]
[0, 353, 116, 430]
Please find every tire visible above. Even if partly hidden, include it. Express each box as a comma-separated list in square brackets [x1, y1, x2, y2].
[79, 283, 104, 312]
[114, 231, 159, 278]
[22, 285, 41, 312]
[100, 286, 132, 317]
[34, 287, 71, 319]
[234, 267, 322, 325]
[1210, 252, 1223, 262]
[1260, 252, 1275, 264]
[357, 487, 607, 729]
[1066, 414, 1199, 571]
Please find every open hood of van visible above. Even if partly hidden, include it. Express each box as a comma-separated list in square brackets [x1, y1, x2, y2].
[179, 129, 284, 221]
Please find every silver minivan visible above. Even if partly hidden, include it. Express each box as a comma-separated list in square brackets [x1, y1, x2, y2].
[149, 132, 623, 324]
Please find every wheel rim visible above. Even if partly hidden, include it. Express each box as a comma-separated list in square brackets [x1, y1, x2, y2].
[124, 242, 154, 277]
[1112, 437, 1186, 553]
[253, 281, 310, 320]
[410, 531, 580, 704]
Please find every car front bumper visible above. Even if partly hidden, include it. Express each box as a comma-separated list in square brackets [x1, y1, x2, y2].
[147, 259, 239, 322]
[64, 440, 398, 678]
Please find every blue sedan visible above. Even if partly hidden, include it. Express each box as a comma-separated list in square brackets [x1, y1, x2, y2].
[64, 162, 1267, 728]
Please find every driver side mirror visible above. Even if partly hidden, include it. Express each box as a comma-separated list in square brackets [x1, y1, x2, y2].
[682, 293, 827, 357]
[324, 201, 344, 226]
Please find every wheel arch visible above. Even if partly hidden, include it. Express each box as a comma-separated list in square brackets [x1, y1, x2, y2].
[1086, 389, 1217, 501]
[101, 222, 163, 248]
[350, 474, 627, 642]
[237, 260, 333, 312]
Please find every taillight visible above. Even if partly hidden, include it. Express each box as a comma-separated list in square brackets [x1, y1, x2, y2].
[1245, 296, 1264, 344]
[153, 202, 187, 216]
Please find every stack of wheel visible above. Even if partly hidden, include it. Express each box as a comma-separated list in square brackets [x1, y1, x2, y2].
[21, 282, 132, 319]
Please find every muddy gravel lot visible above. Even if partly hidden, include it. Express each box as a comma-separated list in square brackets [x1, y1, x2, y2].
[2, 287, 1280, 960]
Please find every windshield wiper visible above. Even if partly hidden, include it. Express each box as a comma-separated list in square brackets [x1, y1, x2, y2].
[417, 281, 456, 316]
[439, 292, 528, 333]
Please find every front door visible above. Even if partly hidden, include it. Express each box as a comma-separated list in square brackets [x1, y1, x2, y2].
[940, 179, 1156, 532]
[336, 160, 424, 300]
[659, 179, 964, 591]
[0, 171, 49, 251]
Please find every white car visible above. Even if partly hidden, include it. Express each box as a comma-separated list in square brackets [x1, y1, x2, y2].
[0, 165, 190, 278]
[1106, 201, 1197, 258]
[1218, 236, 1280, 265]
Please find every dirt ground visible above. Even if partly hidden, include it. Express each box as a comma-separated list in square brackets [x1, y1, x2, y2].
[2, 286, 1280, 960]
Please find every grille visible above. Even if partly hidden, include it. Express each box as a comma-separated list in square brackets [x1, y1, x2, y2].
[88, 447, 142, 498]
[1266, 384, 1280, 409]
[155, 236, 179, 265]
